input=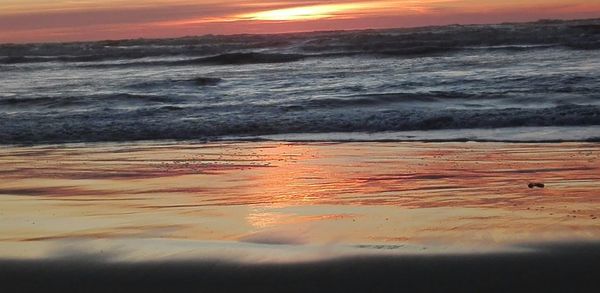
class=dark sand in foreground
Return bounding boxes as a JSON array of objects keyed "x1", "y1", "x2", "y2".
[{"x1": 2, "y1": 242, "x2": 600, "y2": 293}]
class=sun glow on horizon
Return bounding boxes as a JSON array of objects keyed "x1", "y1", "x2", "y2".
[
  {"x1": 238, "y1": 3, "x2": 372, "y2": 21},
  {"x1": 162, "y1": 1, "x2": 399, "y2": 27},
  {"x1": 2, "y1": 0, "x2": 600, "y2": 43}
]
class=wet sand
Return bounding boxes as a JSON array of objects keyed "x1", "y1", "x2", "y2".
[
  {"x1": 2, "y1": 242, "x2": 600, "y2": 293},
  {"x1": 1, "y1": 141, "x2": 600, "y2": 291}
]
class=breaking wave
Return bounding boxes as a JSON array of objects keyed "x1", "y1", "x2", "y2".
[{"x1": 1, "y1": 104, "x2": 599, "y2": 144}]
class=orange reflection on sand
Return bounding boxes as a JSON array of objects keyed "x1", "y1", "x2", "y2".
[{"x1": 1, "y1": 142, "x2": 600, "y2": 258}]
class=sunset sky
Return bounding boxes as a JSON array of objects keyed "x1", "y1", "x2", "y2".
[{"x1": 1, "y1": 0, "x2": 599, "y2": 43}]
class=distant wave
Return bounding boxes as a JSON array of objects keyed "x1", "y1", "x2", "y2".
[
  {"x1": 2, "y1": 18, "x2": 599, "y2": 66},
  {"x1": 75, "y1": 52, "x2": 307, "y2": 68},
  {"x1": 0, "y1": 45, "x2": 576, "y2": 67},
  {"x1": 2, "y1": 104, "x2": 599, "y2": 144},
  {"x1": 565, "y1": 42, "x2": 600, "y2": 50},
  {"x1": 0, "y1": 94, "x2": 173, "y2": 109},
  {"x1": 196, "y1": 52, "x2": 306, "y2": 65},
  {"x1": 0, "y1": 54, "x2": 150, "y2": 64},
  {"x1": 0, "y1": 56, "x2": 50, "y2": 64},
  {"x1": 289, "y1": 92, "x2": 505, "y2": 109}
]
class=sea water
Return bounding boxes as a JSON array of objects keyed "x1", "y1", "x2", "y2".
[{"x1": 1, "y1": 19, "x2": 599, "y2": 144}]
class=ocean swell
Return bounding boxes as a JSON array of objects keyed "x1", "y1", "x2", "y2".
[
  {"x1": 1, "y1": 104, "x2": 599, "y2": 144},
  {"x1": 2, "y1": 18, "x2": 599, "y2": 66}
]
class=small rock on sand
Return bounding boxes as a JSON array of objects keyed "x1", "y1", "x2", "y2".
[{"x1": 528, "y1": 182, "x2": 545, "y2": 189}]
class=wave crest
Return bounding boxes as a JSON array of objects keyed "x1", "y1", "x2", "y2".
[{"x1": 2, "y1": 104, "x2": 599, "y2": 144}]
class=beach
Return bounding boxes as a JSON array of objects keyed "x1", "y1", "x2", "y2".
[{"x1": 1, "y1": 141, "x2": 599, "y2": 292}]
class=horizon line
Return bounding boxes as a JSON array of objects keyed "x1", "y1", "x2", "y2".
[{"x1": 2, "y1": 16, "x2": 598, "y2": 46}]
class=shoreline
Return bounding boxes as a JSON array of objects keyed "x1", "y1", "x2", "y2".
[{"x1": 2, "y1": 125, "x2": 600, "y2": 147}]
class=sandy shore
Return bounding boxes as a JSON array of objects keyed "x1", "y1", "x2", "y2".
[
  {"x1": 1, "y1": 141, "x2": 599, "y2": 291},
  {"x1": 2, "y1": 242, "x2": 600, "y2": 293}
]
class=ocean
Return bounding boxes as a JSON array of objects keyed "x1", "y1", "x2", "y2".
[{"x1": 1, "y1": 19, "x2": 600, "y2": 144}]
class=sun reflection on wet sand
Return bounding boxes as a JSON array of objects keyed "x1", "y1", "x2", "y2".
[{"x1": 0, "y1": 142, "x2": 599, "y2": 261}]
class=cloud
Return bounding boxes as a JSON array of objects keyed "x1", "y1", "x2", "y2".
[{"x1": 1, "y1": 0, "x2": 599, "y2": 43}]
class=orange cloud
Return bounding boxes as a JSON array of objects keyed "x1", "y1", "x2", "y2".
[{"x1": 1, "y1": 0, "x2": 599, "y2": 43}]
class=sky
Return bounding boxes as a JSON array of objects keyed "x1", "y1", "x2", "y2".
[{"x1": 1, "y1": 0, "x2": 599, "y2": 43}]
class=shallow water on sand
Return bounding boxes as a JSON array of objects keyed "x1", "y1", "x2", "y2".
[{"x1": 0, "y1": 141, "x2": 599, "y2": 262}]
